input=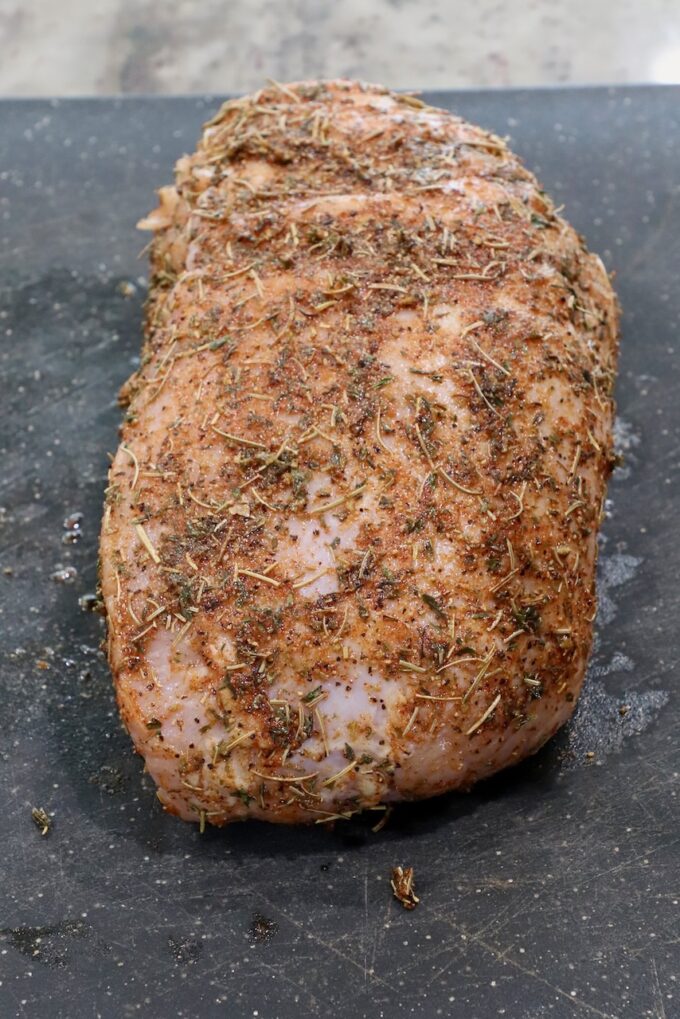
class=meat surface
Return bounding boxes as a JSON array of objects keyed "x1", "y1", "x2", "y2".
[{"x1": 100, "y1": 80, "x2": 619, "y2": 827}]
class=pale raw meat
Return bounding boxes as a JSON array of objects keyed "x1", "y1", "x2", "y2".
[{"x1": 100, "y1": 80, "x2": 619, "y2": 826}]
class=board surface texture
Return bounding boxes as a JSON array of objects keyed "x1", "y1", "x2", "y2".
[{"x1": 0, "y1": 87, "x2": 678, "y2": 1019}]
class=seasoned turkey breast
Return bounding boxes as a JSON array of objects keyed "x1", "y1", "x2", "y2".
[{"x1": 100, "y1": 80, "x2": 619, "y2": 826}]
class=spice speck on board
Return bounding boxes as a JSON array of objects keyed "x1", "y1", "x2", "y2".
[{"x1": 391, "y1": 865, "x2": 419, "y2": 910}]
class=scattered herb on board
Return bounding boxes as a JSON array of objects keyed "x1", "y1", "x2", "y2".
[
  {"x1": 391, "y1": 865, "x2": 419, "y2": 910},
  {"x1": 31, "y1": 806, "x2": 51, "y2": 836}
]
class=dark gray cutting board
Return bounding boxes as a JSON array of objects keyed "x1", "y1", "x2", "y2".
[{"x1": 0, "y1": 87, "x2": 678, "y2": 1019}]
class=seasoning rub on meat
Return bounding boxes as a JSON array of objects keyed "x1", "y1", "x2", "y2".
[{"x1": 100, "y1": 80, "x2": 619, "y2": 826}]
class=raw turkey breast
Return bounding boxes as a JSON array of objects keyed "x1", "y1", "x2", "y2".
[{"x1": 100, "y1": 80, "x2": 619, "y2": 826}]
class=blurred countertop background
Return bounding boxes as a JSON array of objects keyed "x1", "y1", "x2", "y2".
[{"x1": 1, "y1": 0, "x2": 680, "y2": 95}]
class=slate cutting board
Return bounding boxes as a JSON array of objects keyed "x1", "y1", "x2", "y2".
[{"x1": 0, "y1": 87, "x2": 678, "y2": 1019}]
